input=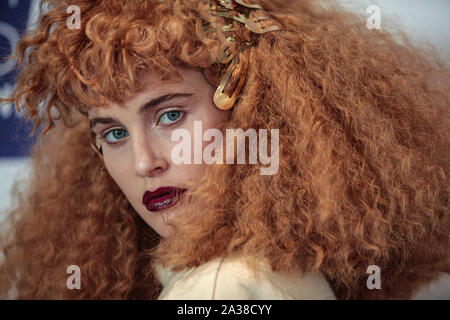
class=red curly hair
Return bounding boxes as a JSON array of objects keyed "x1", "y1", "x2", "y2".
[{"x1": 0, "y1": 0, "x2": 449, "y2": 299}]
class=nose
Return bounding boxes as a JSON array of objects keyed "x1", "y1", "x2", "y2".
[{"x1": 132, "y1": 133, "x2": 168, "y2": 177}]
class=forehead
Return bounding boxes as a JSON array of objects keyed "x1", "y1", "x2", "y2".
[{"x1": 87, "y1": 66, "x2": 204, "y2": 116}]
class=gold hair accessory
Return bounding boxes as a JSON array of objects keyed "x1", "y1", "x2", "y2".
[
  {"x1": 213, "y1": 40, "x2": 251, "y2": 110},
  {"x1": 202, "y1": 0, "x2": 282, "y2": 110}
]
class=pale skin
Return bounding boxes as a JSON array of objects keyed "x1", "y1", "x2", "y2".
[{"x1": 88, "y1": 66, "x2": 229, "y2": 238}]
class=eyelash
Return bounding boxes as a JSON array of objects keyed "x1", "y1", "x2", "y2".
[{"x1": 98, "y1": 108, "x2": 186, "y2": 145}]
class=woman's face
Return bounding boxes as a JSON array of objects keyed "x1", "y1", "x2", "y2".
[{"x1": 88, "y1": 66, "x2": 229, "y2": 238}]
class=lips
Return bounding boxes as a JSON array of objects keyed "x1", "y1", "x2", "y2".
[{"x1": 142, "y1": 186, "x2": 186, "y2": 212}]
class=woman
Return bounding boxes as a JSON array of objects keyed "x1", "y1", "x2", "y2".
[{"x1": 0, "y1": 0, "x2": 449, "y2": 299}]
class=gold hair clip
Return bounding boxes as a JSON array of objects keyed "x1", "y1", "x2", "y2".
[
  {"x1": 210, "y1": 0, "x2": 281, "y2": 35},
  {"x1": 218, "y1": 0, "x2": 262, "y2": 10},
  {"x1": 213, "y1": 41, "x2": 251, "y2": 110},
  {"x1": 203, "y1": 0, "x2": 282, "y2": 110},
  {"x1": 217, "y1": 44, "x2": 241, "y2": 64},
  {"x1": 234, "y1": 0, "x2": 262, "y2": 9}
]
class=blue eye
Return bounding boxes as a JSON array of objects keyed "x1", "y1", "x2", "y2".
[
  {"x1": 159, "y1": 110, "x2": 182, "y2": 125},
  {"x1": 103, "y1": 129, "x2": 129, "y2": 143}
]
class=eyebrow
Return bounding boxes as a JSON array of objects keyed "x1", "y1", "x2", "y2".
[{"x1": 89, "y1": 92, "x2": 194, "y2": 129}]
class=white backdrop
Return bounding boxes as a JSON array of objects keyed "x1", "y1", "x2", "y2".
[{"x1": 0, "y1": 0, "x2": 449, "y2": 299}]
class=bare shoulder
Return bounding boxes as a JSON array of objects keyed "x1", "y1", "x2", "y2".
[
  {"x1": 158, "y1": 255, "x2": 336, "y2": 300},
  {"x1": 213, "y1": 255, "x2": 337, "y2": 300}
]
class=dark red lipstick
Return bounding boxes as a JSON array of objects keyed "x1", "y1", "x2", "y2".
[{"x1": 142, "y1": 186, "x2": 186, "y2": 212}]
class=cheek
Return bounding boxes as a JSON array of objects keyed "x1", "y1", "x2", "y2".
[
  {"x1": 176, "y1": 163, "x2": 205, "y2": 184},
  {"x1": 104, "y1": 160, "x2": 135, "y2": 198}
]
